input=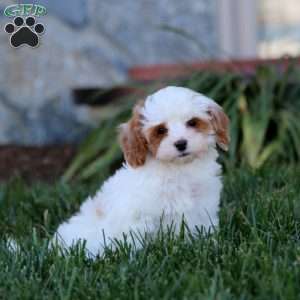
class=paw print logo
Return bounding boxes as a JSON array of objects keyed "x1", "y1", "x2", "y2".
[{"x1": 4, "y1": 16, "x2": 45, "y2": 48}]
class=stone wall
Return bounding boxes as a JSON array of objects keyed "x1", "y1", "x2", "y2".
[{"x1": 0, "y1": 0, "x2": 217, "y2": 144}]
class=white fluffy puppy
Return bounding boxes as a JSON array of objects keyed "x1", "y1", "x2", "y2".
[{"x1": 54, "y1": 86, "x2": 230, "y2": 256}]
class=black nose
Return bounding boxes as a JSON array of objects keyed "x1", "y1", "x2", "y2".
[{"x1": 174, "y1": 139, "x2": 187, "y2": 152}]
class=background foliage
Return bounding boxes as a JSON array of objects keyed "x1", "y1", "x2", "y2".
[{"x1": 63, "y1": 65, "x2": 300, "y2": 181}]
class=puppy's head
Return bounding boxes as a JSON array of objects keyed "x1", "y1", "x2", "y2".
[{"x1": 119, "y1": 86, "x2": 230, "y2": 167}]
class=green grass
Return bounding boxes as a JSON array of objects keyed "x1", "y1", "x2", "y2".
[{"x1": 0, "y1": 166, "x2": 300, "y2": 299}]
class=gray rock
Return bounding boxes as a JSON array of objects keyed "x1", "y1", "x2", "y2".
[
  {"x1": 0, "y1": 90, "x2": 91, "y2": 145},
  {"x1": 18, "y1": 0, "x2": 88, "y2": 27},
  {"x1": 0, "y1": 0, "x2": 218, "y2": 145},
  {"x1": 92, "y1": 0, "x2": 218, "y2": 64},
  {"x1": 0, "y1": 15, "x2": 127, "y2": 144}
]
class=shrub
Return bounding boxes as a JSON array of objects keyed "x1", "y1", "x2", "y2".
[{"x1": 63, "y1": 65, "x2": 300, "y2": 181}]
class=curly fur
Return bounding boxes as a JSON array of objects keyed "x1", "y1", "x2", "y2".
[{"x1": 54, "y1": 86, "x2": 230, "y2": 256}]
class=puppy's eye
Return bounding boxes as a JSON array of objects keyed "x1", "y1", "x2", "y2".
[
  {"x1": 156, "y1": 126, "x2": 167, "y2": 135},
  {"x1": 187, "y1": 118, "x2": 198, "y2": 127}
]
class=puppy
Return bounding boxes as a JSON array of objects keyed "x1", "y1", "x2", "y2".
[{"x1": 54, "y1": 86, "x2": 230, "y2": 256}]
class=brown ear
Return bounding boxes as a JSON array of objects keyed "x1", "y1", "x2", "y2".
[
  {"x1": 207, "y1": 105, "x2": 230, "y2": 151},
  {"x1": 119, "y1": 102, "x2": 148, "y2": 167}
]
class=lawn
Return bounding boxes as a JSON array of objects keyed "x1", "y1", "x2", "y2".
[{"x1": 0, "y1": 166, "x2": 299, "y2": 299}]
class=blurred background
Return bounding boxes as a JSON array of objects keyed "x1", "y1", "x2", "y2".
[{"x1": 0, "y1": 0, "x2": 299, "y2": 181}]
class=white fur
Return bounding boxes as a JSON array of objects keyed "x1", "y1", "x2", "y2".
[{"x1": 54, "y1": 86, "x2": 225, "y2": 256}]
